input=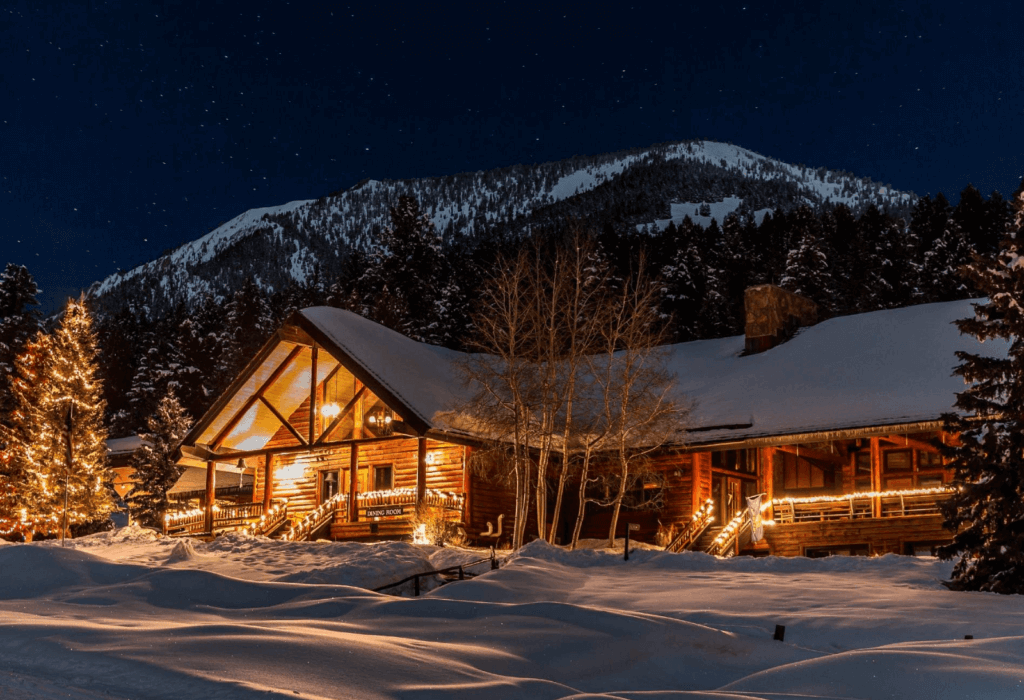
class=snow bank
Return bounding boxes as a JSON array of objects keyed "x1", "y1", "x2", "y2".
[{"x1": 2, "y1": 530, "x2": 1022, "y2": 698}]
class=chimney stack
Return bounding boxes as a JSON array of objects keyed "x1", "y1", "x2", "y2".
[{"x1": 744, "y1": 285, "x2": 818, "y2": 354}]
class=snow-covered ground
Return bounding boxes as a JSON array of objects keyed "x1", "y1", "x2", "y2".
[{"x1": 0, "y1": 528, "x2": 1021, "y2": 699}]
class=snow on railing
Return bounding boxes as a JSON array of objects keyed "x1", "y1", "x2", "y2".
[
  {"x1": 245, "y1": 499, "x2": 290, "y2": 537},
  {"x1": 282, "y1": 493, "x2": 346, "y2": 542},
  {"x1": 356, "y1": 488, "x2": 465, "y2": 510},
  {"x1": 771, "y1": 486, "x2": 956, "y2": 524}
]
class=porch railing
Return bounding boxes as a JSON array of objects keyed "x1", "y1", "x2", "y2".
[
  {"x1": 771, "y1": 487, "x2": 955, "y2": 524},
  {"x1": 664, "y1": 499, "x2": 715, "y2": 553},
  {"x1": 355, "y1": 488, "x2": 465, "y2": 512}
]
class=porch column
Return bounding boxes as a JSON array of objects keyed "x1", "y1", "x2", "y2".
[
  {"x1": 417, "y1": 437, "x2": 427, "y2": 505},
  {"x1": 308, "y1": 346, "x2": 318, "y2": 444},
  {"x1": 263, "y1": 453, "x2": 275, "y2": 512},
  {"x1": 762, "y1": 447, "x2": 774, "y2": 521},
  {"x1": 348, "y1": 444, "x2": 359, "y2": 522},
  {"x1": 204, "y1": 460, "x2": 216, "y2": 533},
  {"x1": 461, "y1": 446, "x2": 472, "y2": 528},
  {"x1": 870, "y1": 437, "x2": 882, "y2": 518}
]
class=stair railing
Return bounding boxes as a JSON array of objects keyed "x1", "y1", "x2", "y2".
[
  {"x1": 705, "y1": 509, "x2": 751, "y2": 557},
  {"x1": 664, "y1": 498, "x2": 715, "y2": 553},
  {"x1": 282, "y1": 492, "x2": 347, "y2": 542}
]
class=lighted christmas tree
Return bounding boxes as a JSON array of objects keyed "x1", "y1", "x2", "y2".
[
  {"x1": 9, "y1": 298, "x2": 113, "y2": 537},
  {"x1": 128, "y1": 390, "x2": 192, "y2": 527}
]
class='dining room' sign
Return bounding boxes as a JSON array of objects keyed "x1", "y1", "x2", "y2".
[{"x1": 366, "y1": 505, "x2": 405, "y2": 518}]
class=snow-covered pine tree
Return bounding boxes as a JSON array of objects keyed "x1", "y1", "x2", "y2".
[
  {"x1": 939, "y1": 186, "x2": 1024, "y2": 594},
  {"x1": 0, "y1": 264, "x2": 42, "y2": 432},
  {"x1": 127, "y1": 390, "x2": 193, "y2": 528},
  {"x1": 10, "y1": 299, "x2": 113, "y2": 536},
  {"x1": 223, "y1": 278, "x2": 275, "y2": 377},
  {"x1": 779, "y1": 209, "x2": 835, "y2": 311},
  {"x1": 356, "y1": 195, "x2": 461, "y2": 345},
  {"x1": 921, "y1": 213, "x2": 973, "y2": 303},
  {"x1": 660, "y1": 218, "x2": 706, "y2": 342}
]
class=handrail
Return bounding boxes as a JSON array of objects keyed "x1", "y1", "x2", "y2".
[
  {"x1": 373, "y1": 554, "x2": 500, "y2": 596},
  {"x1": 665, "y1": 499, "x2": 715, "y2": 553},
  {"x1": 283, "y1": 492, "x2": 348, "y2": 542},
  {"x1": 705, "y1": 510, "x2": 751, "y2": 557},
  {"x1": 247, "y1": 500, "x2": 289, "y2": 537},
  {"x1": 772, "y1": 487, "x2": 955, "y2": 524}
]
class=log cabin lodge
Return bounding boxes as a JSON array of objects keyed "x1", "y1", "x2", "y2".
[{"x1": 166, "y1": 285, "x2": 1000, "y2": 557}]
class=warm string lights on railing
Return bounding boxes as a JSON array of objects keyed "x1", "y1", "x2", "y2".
[
  {"x1": 283, "y1": 493, "x2": 344, "y2": 541},
  {"x1": 771, "y1": 486, "x2": 957, "y2": 507},
  {"x1": 246, "y1": 499, "x2": 291, "y2": 536}
]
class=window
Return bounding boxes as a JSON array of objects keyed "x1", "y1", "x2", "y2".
[
  {"x1": 374, "y1": 465, "x2": 394, "y2": 491},
  {"x1": 711, "y1": 449, "x2": 755, "y2": 474},
  {"x1": 883, "y1": 450, "x2": 914, "y2": 489},
  {"x1": 854, "y1": 451, "x2": 871, "y2": 491},
  {"x1": 777, "y1": 452, "x2": 833, "y2": 491},
  {"x1": 882, "y1": 449, "x2": 945, "y2": 489}
]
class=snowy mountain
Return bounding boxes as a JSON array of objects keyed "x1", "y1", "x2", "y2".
[{"x1": 87, "y1": 140, "x2": 915, "y2": 315}]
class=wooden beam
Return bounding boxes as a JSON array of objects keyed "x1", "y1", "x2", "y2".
[
  {"x1": 871, "y1": 437, "x2": 882, "y2": 518},
  {"x1": 204, "y1": 460, "x2": 216, "y2": 534},
  {"x1": 417, "y1": 437, "x2": 427, "y2": 506},
  {"x1": 211, "y1": 344, "x2": 305, "y2": 450},
  {"x1": 776, "y1": 443, "x2": 844, "y2": 466},
  {"x1": 308, "y1": 345, "x2": 318, "y2": 445},
  {"x1": 263, "y1": 453, "x2": 274, "y2": 512},
  {"x1": 880, "y1": 434, "x2": 942, "y2": 453},
  {"x1": 259, "y1": 396, "x2": 308, "y2": 446},
  {"x1": 349, "y1": 443, "x2": 359, "y2": 522},
  {"x1": 462, "y1": 445, "x2": 472, "y2": 529},
  {"x1": 201, "y1": 433, "x2": 410, "y2": 462},
  {"x1": 315, "y1": 385, "x2": 367, "y2": 445},
  {"x1": 762, "y1": 447, "x2": 774, "y2": 521}
]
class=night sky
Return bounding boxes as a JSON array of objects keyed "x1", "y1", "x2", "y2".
[{"x1": 2, "y1": 1, "x2": 1022, "y2": 311}]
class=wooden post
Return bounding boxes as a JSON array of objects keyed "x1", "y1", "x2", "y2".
[
  {"x1": 462, "y1": 446, "x2": 472, "y2": 528},
  {"x1": 204, "y1": 460, "x2": 216, "y2": 534},
  {"x1": 417, "y1": 437, "x2": 427, "y2": 506},
  {"x1": 349, "y1": 444, "x2": 359, "y2": 522},
  {"x1": 871, "y1": 437, "x2": 882, "y2": 518},
  {"x1": 308, "y1": 346, "x2": 318, "y2": 445},
  {"x1": 762, "y1": 447, "x2": 774, "y2": 521},
  {"x1": 263, "y1": 453, "x2": 274, "y2": 512},
  {"x1": 690, "y1": 454, "x2": 701, "y2": 518}
]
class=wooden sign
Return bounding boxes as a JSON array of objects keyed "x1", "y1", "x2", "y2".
[
  {"x1": 366, "y1": 505, "x2": 404, "y2": 518},
  {"x1": 627, "y1": 523, "x2": 640, "y2": 531}
]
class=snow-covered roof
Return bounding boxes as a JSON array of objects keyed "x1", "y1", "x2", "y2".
[
  {"x1": 106, "y1": 435, "x2": 145, "y2": 455},
  {"x1": 297, "y1": 299, "x2": 1002, "y2": 445}
]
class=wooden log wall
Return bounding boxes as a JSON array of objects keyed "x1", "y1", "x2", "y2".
[
  {"x1": 255, "y1": 438, "x2": 466, "y2": 531},
  {"x1": 763, "y1": 514, "x2": 952, "y2": 557}
]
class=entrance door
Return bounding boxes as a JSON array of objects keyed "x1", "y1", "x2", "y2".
[{"x1": 715, "y1": 476, "x2": 746, "y2": 524}]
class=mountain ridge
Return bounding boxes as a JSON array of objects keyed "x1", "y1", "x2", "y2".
[{"x1": 87, "y1": 139, "x2": 916, "y2": 316}]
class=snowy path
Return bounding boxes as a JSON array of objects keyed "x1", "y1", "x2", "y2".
[{"x1": 0, "y1": 531, "x2": 1021, "y2": 699}]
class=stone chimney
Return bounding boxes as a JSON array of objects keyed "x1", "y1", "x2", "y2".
[{"x1": 744, "y1": 284, "x2": 818, "y2": 354}]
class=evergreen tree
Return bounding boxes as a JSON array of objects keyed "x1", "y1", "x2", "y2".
[
  {"x1": 779, "y1": 222, "x2": 834, "y2": 310},
  {"x1": 660, "y1": 217, "x2": 706, "y2": 341},
  {"x1": 921, "y1": 214, "x2": 973, "y2": 302},
  {"x1": 939, "y1": 190, "x2": 1024, "y2": 593},
  {"x1": 127, "y1": 390, "x2": 193, "y2": 528},
  {"x1": 223, "y1": 278, "x2": 275, "y2": 376},
  {"x1": 0, "y1": 264, "x2": 42, "y2": 433},
  {"x1": 8, "y1": 299, "x2": 112, "y2": 536},
  {"x1": 357, "y1": 195, "x2": 463, "y2": 345}
]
